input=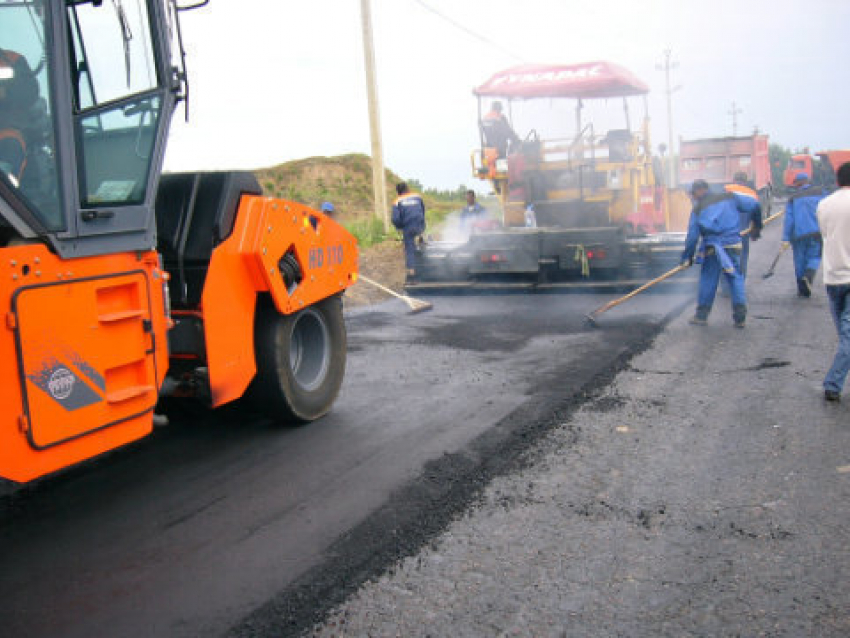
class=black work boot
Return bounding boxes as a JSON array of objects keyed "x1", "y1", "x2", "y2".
[
  {"x1": 732, "y1": 304, "x2": 746, "y2": 328},
  {"x1": 798, "y1": 277, "x2": 811, "y2": 298},
  {"x1": 689, "y1": 306, "x2": 710, "y2": 326}
]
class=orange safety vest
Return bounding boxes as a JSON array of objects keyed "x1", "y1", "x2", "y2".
[{"x1": 724, "y1": 182, "x2": 758, "y2": 201}]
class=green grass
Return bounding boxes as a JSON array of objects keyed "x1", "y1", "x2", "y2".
[
  {"x1": 344, "y1": 217, "x2": 389, "y2": 248},
  {"x1": 424, "y1": 203, "x2": 455, "y2": 234},
  {"x1": 344, "y1": 199, "x2": 461, "y2": 249}
]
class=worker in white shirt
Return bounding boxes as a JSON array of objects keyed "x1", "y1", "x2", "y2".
[{"x1": 816, "y1": 161, "x2": 850, "y2": 401}]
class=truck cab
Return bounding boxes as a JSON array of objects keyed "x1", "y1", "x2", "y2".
[{"x1": 783, "y1": 150, "x2": 850, "y2": 191}]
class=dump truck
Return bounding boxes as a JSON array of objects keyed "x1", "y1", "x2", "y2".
[
  {"x1": 678, "y1": 134, "x2": 773, "y2": 213},
  {"x1": 0, "y1": 0, "x2": 358, "y2": 483},
  {"x1": 412, "y1": 62, "x2": 692, "y2": 289},
  {"x1": 783, "y1": 150, "x2": 850, "y2": 191}
]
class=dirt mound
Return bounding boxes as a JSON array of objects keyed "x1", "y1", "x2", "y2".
[
  {"x1": 253, "y1": 154, "x2": 468, "y2": 309},
  {"x1": 255, "y1": 154, "x2": 400, "y2": 223}
]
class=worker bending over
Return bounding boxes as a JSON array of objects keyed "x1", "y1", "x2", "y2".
[
  {"x1": 681, "y1": 179, "x2": 760, "y2": 328},
  {"x1": 392, "y1": 182, "x2": 426, "y2": 284},
  {"x1": 782, "y1": 171, "x2": 826, "y2": 298}
]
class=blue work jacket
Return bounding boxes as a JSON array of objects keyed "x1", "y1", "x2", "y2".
[
  {"x1": 392, "y1": 192, "x2": 426, "y2": 235},
  {"x1": 682, "y1": 192, "x2": 758, "y2": 272},
  {"x1": 783, "y1": 184, "x2": 826, "y2": 242}
]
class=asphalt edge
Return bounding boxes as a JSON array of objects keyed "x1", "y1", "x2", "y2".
[{"x1": 227, "y1": 296, "x2": 693, "y2": 638}]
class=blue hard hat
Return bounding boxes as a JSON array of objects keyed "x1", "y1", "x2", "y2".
[
  {"x1": 321, "y1": 201, "x2": 334, "y2": 213},
  {"x1": 794, "y1": 172, "x2": 809, "y2": 182}
]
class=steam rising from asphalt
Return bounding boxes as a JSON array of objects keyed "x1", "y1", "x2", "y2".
[
  {"x1": 429, "y1": 198, "x2": 503, "y2": 244},
  {"x1": 434, "y1": 211, "x2": 472, "y2": 243}
]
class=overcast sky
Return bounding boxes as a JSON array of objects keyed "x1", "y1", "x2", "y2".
[{"x1": 163, "y1": 0, "x2": 850, "y2": 190}]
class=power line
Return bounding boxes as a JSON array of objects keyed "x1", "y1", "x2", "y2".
[
  {"x1": 728, "y1": 101, "x2": 742, "y2": 136},
  {"x1": 656, "y1": 49, "x2": 681, "y2": 184},
  {"x1": 409, "y1": 0, "x2": 527, "y2": 64}
]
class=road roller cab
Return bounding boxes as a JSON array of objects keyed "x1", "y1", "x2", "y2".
[{"x1": 0, "y1": 0, "x2": 357, "y2": 483}]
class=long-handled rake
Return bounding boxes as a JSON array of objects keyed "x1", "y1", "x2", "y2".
[
  {"x1": 584, "y1": 211, "x2": 782, "y2": 329},
  {"x1": 584, "y1": 262, "x2": 691, "y2": 328},
  {"x1": 762, "y1": 242, "x2": 790, "y2": 280},
  {"x1": 358, "y1": 275, "x2": 433, "y2": 314}
]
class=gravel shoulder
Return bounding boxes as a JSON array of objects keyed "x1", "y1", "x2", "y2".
[{"x1": 313, "y1": 224, "x2": 850, "y2": 637}]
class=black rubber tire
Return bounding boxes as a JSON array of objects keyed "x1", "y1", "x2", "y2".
[{"x1": 250, "y1": 294, "x2": 347, "y2": 423}]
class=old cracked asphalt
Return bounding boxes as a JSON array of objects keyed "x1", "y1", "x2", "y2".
[{"x1": 311, "y1": 222, "x2": 850, "y2": 637}]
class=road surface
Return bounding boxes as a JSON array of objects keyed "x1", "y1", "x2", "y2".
[
  {"x1": 0, "y1": 276, "x2": 689, "y2": 637},
  {"x1": 311, "y1": 220, "x2": 850, "y2": 637}
]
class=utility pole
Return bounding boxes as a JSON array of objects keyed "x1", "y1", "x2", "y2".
[
  {"x1": 656, "y1": 49, "x2": 680, "y2": 185},
  {"x1": 360, "y1": 0, "x2": 389, "y2": 232},
  {"x1": 729, "y1": 101, "x2": 743, "y2": 137}
]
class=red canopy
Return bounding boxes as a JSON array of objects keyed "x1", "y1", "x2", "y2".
[{"x1": 473, "y1": 61, "x2": 649, "y2": 100}]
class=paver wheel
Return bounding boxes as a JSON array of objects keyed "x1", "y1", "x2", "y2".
[{"x1": 250, "y1": 294, "x2": 346, "y2": 423}]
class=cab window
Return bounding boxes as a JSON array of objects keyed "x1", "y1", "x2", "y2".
[
  {"x1": 68, "y1": 0, "x2": 164, "y2": 208},
  {"x1": 0, "y1": 0, "x2": 63, "y2": 231}
]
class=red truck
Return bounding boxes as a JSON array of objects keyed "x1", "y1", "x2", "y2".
[
  {"x1": 678, "y1": 135, "x2": 772, "y2": 208},
  {"x1": 784, "y1": 150, "x2": 850, "y2": 190}
]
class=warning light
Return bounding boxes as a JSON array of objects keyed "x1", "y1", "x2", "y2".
[{"x1": 481, "y1": 253, "x2": 504, "y2": 263}]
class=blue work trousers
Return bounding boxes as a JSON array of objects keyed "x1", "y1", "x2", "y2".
[
  {"x1": 402, "y1": 231, "x2": 419, "y2": 270},
  {"x1": 698, "y1": 249, "x2": 746, "y2": 312},
  {"x1": 824, "y1": 283, "x2": 850, "y2": 394},
  {"x1": 792, "y1": 235, "x2": 822, "y2": 279},
  {"x1": 720, "y1": 236, "x2": 749, "y2": 296}
]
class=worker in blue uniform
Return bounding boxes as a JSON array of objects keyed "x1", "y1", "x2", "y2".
[
  {"x1": 681, "y1": 179, "x2": 760, "y2": 328},
  {"x1": 782, "y1": 172, "x2": 826, "y2": 297},
  {"x1": 725, "y1": 171, "x2": 762, "y2": 277},
  {"x1": 392, "y1": 182, "x2": 427, "y2": 284},
  {"x1": 718, "y1": 172, "x2": 763, "y2": 298},
  {"x1": 460, "y1": 189, "x2": 486, "y2": 232}
]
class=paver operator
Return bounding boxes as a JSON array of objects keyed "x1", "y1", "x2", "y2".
[
  {"x1": 392, "y1": 182, "x2": 426, "y2": 284},
  {"x1": 681, "y1": 179, "x2": 761, "y2": 328},
  {"x1": 481, "y1": 100, "x2": 520, "y2": 158},
  {"x1": 782, "y1": 171, "x2": 826, "y2": 298}
]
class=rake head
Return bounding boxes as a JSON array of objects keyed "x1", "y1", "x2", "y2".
[
  {"x1": 406, "y1": 298, "x2": 433, "y2": 314},
  {"x1": 584, "y1": 313, "x2": 601, "y2": 329}
]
